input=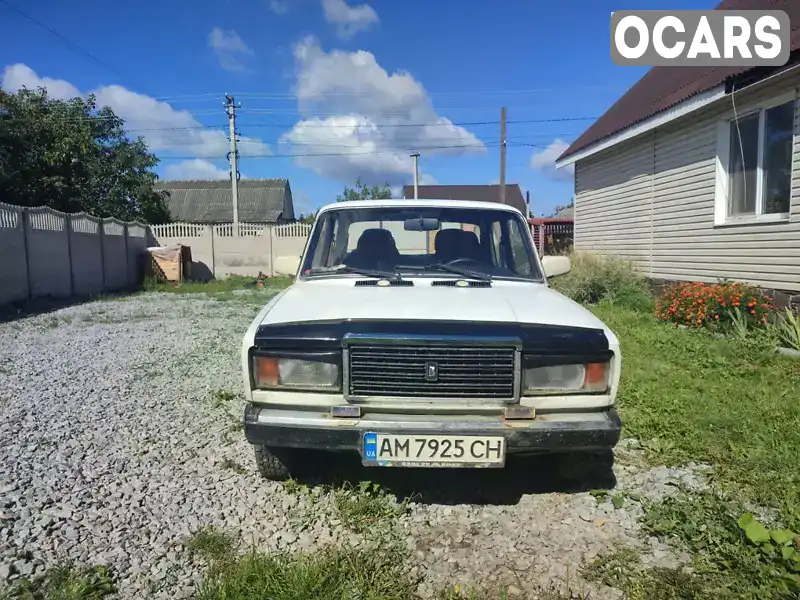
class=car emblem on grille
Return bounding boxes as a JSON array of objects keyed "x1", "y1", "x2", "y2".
[{"x1": 425, "y1": 361, "x2": 439, "y2": 382}]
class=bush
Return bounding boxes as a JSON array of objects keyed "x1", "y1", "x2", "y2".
[
  {"x1": 655, "y1": 280, "x2": 775, "y2": 330},
  {"x1": 550, "y1": 251, "x2": 653, "y2": 312}
]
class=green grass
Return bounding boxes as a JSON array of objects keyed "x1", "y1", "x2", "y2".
[
  {"x1": 587, "y1": 302, "x2": 800, "y2": 598},
  {"x1": 0, "y1": 564, "x2": 116, "y2": 600},
  {"x1": 187, "y1": 527, "x2": 237, "y2": 563},
  {"x1": 143, "y1": 275, "x2": 293, "y2": 295},
  {"x1": 593, "y1": 303, "x2": 800, "y2": 528},
  {"x1": 331, "y1": 482, "x2": 409, "y2": 534},
  {"x1": 193, "y1": 527, "x2": 419, "y2": 600}
]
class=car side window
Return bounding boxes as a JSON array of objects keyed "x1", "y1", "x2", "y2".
[{"x1": 508, "y1": 220, "x2": 533, "y2": 276}]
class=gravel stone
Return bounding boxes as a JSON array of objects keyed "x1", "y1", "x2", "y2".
[{"x1": 0, "y1": 293, "x2": 711, "y2": 599}]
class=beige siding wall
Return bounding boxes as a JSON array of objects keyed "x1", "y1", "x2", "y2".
[{"x1": 575, "y1": 70, "x2": 800, "y2": 292}]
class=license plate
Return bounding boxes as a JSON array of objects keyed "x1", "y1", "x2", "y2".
[{"x1": 362, "y1": 433, "x2": 506, "y2": 468}]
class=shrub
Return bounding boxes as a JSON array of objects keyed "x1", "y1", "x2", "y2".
[
  {"x1": 550, "y1": 251, "x2": 653, "y2": 312},
  {"x1": 655, "y1": 280, "x2": 775, "y2": 330},
  {"x1": 775, "y1": 308, "x2": 800, "y2": 351}
]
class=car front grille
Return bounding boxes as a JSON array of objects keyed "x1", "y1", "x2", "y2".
[{"x1": 346, "y1": 344, "x2": 517, "y2": 399}]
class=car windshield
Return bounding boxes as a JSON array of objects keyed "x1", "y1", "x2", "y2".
[{"x1": 300, "y1": 206, "x2": 542, "y2": 281}]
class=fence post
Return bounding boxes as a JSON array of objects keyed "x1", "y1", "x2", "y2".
[
  {"x1": 65, "y1": 214, "x2": 75, "y2": 296},
  {"x1": 21, "y1": 208, "x2": 33, "y2": 300},
  {"x1": 99, "y1": 220, "x2": 107, "y2": 291},
  {"x1": 269, "y1": 225, "x2": 275, "y2": 277},
  {"x1": 208, "y1": 225, "x2": 216, "y2": 279},
  {"x1": 122, "y1": 223, "x2": 130, "y2": 289}
]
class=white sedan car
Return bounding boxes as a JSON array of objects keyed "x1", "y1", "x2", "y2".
[{"x1": 240, "y1": 199, "x2": 622, "y2": 480}]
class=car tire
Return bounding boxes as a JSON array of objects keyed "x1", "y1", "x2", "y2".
[{"x1": 253, "y1": 444, "x2": 293, "y2": 481}]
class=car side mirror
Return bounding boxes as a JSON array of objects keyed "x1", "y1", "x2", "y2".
[
  {"x1": 274, "y1": 255, "x2": 301, "y2": 276},
  {"x1": 541, "y1": 255, "x2": 571, "y2": 278}
]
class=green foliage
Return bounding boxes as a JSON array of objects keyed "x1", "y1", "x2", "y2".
[
  {"x1": 641, "y1": 493, "x2": 800, "y2": 598},
  {"x1": 3, "y1": 563, "x2": 116, "y2": 600},
  {"x1": 335, "y1": 178, "x2": 392, "y2": 202},
  {"x1": 186, "y1": 527, "x2": 237, "y2": 563},
  {"x1": 550, "y1": 252, "x2": 653, "y2": 312},
  {"x1": 775, "y1": 308, "x2": 800, "y2": 351},
  {"x1": 195, "y1": 543, "x2": 419, "y2": 600},
  {"x1": 591, "y1": 303, "x2": 800, "y2": 530},
  {"x1": 0, "y1": 87, "x2": 169, "y2": 223},
  {"x1": 143, "y1": 275, "x2": 293, "y2": 295},
  {"x1": 332, "y1": 481, "x2": 409, "y2": 534}
]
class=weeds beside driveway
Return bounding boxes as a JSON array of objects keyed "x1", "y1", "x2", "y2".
[{"x1": 592, "y1": 304, "x2": 800, "y2": 530}]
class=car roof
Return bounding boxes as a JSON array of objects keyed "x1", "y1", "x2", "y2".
[{"x1": 316, "y1": 198, "x2": 524, "y2": 214}]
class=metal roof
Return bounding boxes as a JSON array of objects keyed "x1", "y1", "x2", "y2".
[
  {"x1": 558, "y1": 0, "x2": 800, "y2": 162},
  {"x1": 400, "y1": 184, "x2": 528, "y2": 216},
  {"x1": 154, "y1": 178, "x2": 292, "y2": 223}
]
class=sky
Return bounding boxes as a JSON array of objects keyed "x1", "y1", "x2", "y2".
[{"x1": 0, "y1": 0, "x2": 714, "y2": 218}]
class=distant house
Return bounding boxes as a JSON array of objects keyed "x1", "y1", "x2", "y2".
[
  {"x1": 555, "y1": 0, "x2": 800, "y2": 295},
  {"x1": 154, "y1": 178, "x2": 295, "y2": 224},
  {"x1": 401, "y1": 184, "x2": 529, "y2": 217}
]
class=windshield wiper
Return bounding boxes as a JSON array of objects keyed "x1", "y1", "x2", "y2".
[
  {"x1": 422, "y1": 263, "x2": 492, "y2": 281},
  {"x1": 308, "y1": 265, "x2": 404, "y2": 280}
]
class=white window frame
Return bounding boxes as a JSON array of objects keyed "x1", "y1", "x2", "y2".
[{"x1": 713, "y1": 90, "x2": 795, "y2": 226}]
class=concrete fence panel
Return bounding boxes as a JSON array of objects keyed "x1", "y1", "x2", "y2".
[
  {"x1": 126, "y1": 223, "x2": 148, "y2": 286},
  {"x1": 0, "y1": 203, "x2": 150, "y2": 307},
  {"x1": 272, "y1": 223, "x2": 312, "y2": 264},
  {"x1": 212, "y1": 223, "x2": 272, "y2": 277},
  {"x1": 0, "y1": 203, "x2": 28, "y2": 305},
  {"x1": 101, "y1": 219, "x2": 129, "y2": 291},
  {"x1": 26, "y1": 208, "x2": 71, "y2": 299},
  {"x1": 148, "y1": 222, "x2": 313, "y2": 278},
  {"x1": 69, "y1": 213, "x2": 104, "y2": 296}
]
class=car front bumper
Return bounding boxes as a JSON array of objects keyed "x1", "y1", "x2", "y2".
[{"x1": 243, "y1": 404, "x2": 622, "y2": 454}]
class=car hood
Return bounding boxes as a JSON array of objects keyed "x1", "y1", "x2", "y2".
[{"x1": 260, "y1": 279, "x2": 610, "y2": 333}]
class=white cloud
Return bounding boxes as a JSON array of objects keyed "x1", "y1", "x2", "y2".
[
  {"x1": 2, "y1": 64, "x2": 80, "y2": 100},
  {"x1": 322, "y1": 0, "x2": 378, "y2": 39},
  {"x1": 530, "y1": 138, "x2": 574, "y2": 181},
  {"x1": 1, "y1": 64, "x2": 271, "y2": 161},
  {"x1": 162, "y1": 159, "x2": 229, "y2": 180},
  {"x1": 280, "y1": 38, "x2": 483, "y2": 185},
  {"x1": 208, "y1": 27, "x2": 254, "y2": 72},
  {"x1": 268, "y1": 0, "x2": 291, "y2": 13}
]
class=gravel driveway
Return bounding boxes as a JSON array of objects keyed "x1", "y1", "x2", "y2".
[{"x1": 0, "y1": 292, "x2": 705, "y2": 598}]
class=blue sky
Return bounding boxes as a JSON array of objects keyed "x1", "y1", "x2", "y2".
[{"x1": 0, "y1": 0, "x2": 713, "y2": 217}]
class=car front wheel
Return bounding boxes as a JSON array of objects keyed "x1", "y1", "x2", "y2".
[{"x1": 253, "y1": 444, "x2": 294, "y2": 481}]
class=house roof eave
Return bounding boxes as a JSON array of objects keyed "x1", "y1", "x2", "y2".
[{"x1": 555, "y1": 84, "x2": 727, "y2": 168}]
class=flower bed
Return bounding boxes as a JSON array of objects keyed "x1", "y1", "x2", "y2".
[{"x1": 655, "y1": 281, "x2": 775, "y2": 330}]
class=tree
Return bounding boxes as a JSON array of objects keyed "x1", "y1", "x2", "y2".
[
  {"x1": 550, "y1": 197, "x2": 574, "y2": 218},
  {"x1": 0, "y1": 87, "x2": 170, "y2": 223},
  {"x1": 335, "y1": 178, "x2": 392, "y2": 202},
  {"x1": 297, "y1": 212, "x2": 317, "y2": 224}
]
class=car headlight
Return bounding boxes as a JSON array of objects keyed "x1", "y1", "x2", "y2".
[
  {"x1": 253, "y1": 356, "x2": 340, "y2": 391},
  {"x1": 522, "y1": 362, "x2": 609, "y2": 395}
]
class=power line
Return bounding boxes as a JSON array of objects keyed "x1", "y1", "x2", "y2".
[
  {"x1": 158, "y1": 142, "x2": 495, "y2": 160},
  {"x1": 152, "y1": 86, "x2": 617, "y2": 101},
  {"x1": 124, "y1": 116, "x2": 597, "y2": 133},
  {"x1": 0, "y1": 0, "x2": 153, "y2": 96}
]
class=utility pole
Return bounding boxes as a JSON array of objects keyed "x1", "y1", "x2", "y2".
[
  {"x1": 410, "y1": 152, "x2": 420, "y2": 199},
  {"x1": 499, "y1": 106, "x2": 507, "y2": 205},
  {"x1": 225, "y1": 94, "x2": 240, "y2": 232}
]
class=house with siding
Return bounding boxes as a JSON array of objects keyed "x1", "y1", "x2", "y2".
[
  {"x1": 556, "y1": 0, "x2": 800, "y2": 297},
  {"x1": 154, "y1": 178, "x2": 295, "y2": 224}
]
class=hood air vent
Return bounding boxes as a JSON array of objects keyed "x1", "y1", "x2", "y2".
[
  {"x1": 431, "y1": 280, "x2": 491, "y2": 288},
  {"x1": 354, "y1": 279, "x2": 414, "y2": 287}
]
